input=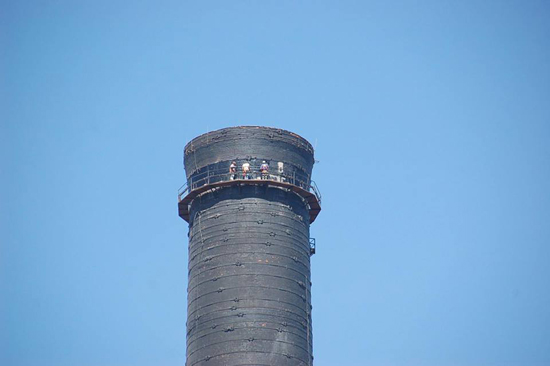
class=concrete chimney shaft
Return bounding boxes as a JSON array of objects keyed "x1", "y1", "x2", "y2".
[{"x1": 179, "y1": 126, "x2": 321, "y2": 366}]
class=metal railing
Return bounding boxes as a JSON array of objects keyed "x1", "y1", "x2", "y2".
[{"x1": 178, "y1": 167, "x2": 321, "y2": 206}]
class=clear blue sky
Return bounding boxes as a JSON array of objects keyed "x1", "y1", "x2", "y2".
[{"x1": 2, "y1": 1, "x2": 549, "y2": 366}]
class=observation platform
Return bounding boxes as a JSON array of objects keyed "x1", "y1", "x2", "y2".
[{"x1": 178, "y1": 175, "x2": 321, "y2": 224}]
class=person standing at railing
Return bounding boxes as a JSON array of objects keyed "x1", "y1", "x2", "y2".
[
  {"x1": 229, "y1": 161, "x2": 237, "y2": 180},
  {"x1": 277, "y1": 162, "x2": 284, "y2": 182},
  {"x1": 260, "y1": 161, "x2": 269, "y2": 180},
  {"x1": 242, "y1": 161, "x2": 250, "y2": 179}
]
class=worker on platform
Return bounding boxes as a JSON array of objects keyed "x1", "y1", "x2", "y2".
[
  {"x1": 277, "y1": 162, "x2": 284, "y2": 182},
  {"x1": 229, "y1": 161, "x2": 237, "y2": 180},
  {"x1": 242, "y1": 161, "x2": 250, "y2": 179},
  {"x1": 260, "y1": 160, "x2": 269, "y2": 180}
]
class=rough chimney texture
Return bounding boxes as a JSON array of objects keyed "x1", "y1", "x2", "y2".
[{"x1": 180, "y1": 126, "x2": 320, "y2": 366}]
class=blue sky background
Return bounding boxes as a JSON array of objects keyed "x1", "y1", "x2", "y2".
[{"x1": 2, "y1": 1, "x2": 550, "y2": 366}]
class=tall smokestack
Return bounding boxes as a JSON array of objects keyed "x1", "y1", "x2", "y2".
[{"x1": 178, "y1": 126, "x2": 321, "y2": 366}]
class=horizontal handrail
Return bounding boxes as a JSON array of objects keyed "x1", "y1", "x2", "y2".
[
  {"x1": 178, "y1": 171, "x2": 321, "y2": 206},
  {"x1": 188, "y1": 165, "x2": 310, "y2": 187}
]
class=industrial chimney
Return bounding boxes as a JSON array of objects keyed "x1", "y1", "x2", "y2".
[{"x1": 178, "y1": 126, "x2": 321, "y2": 366}]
